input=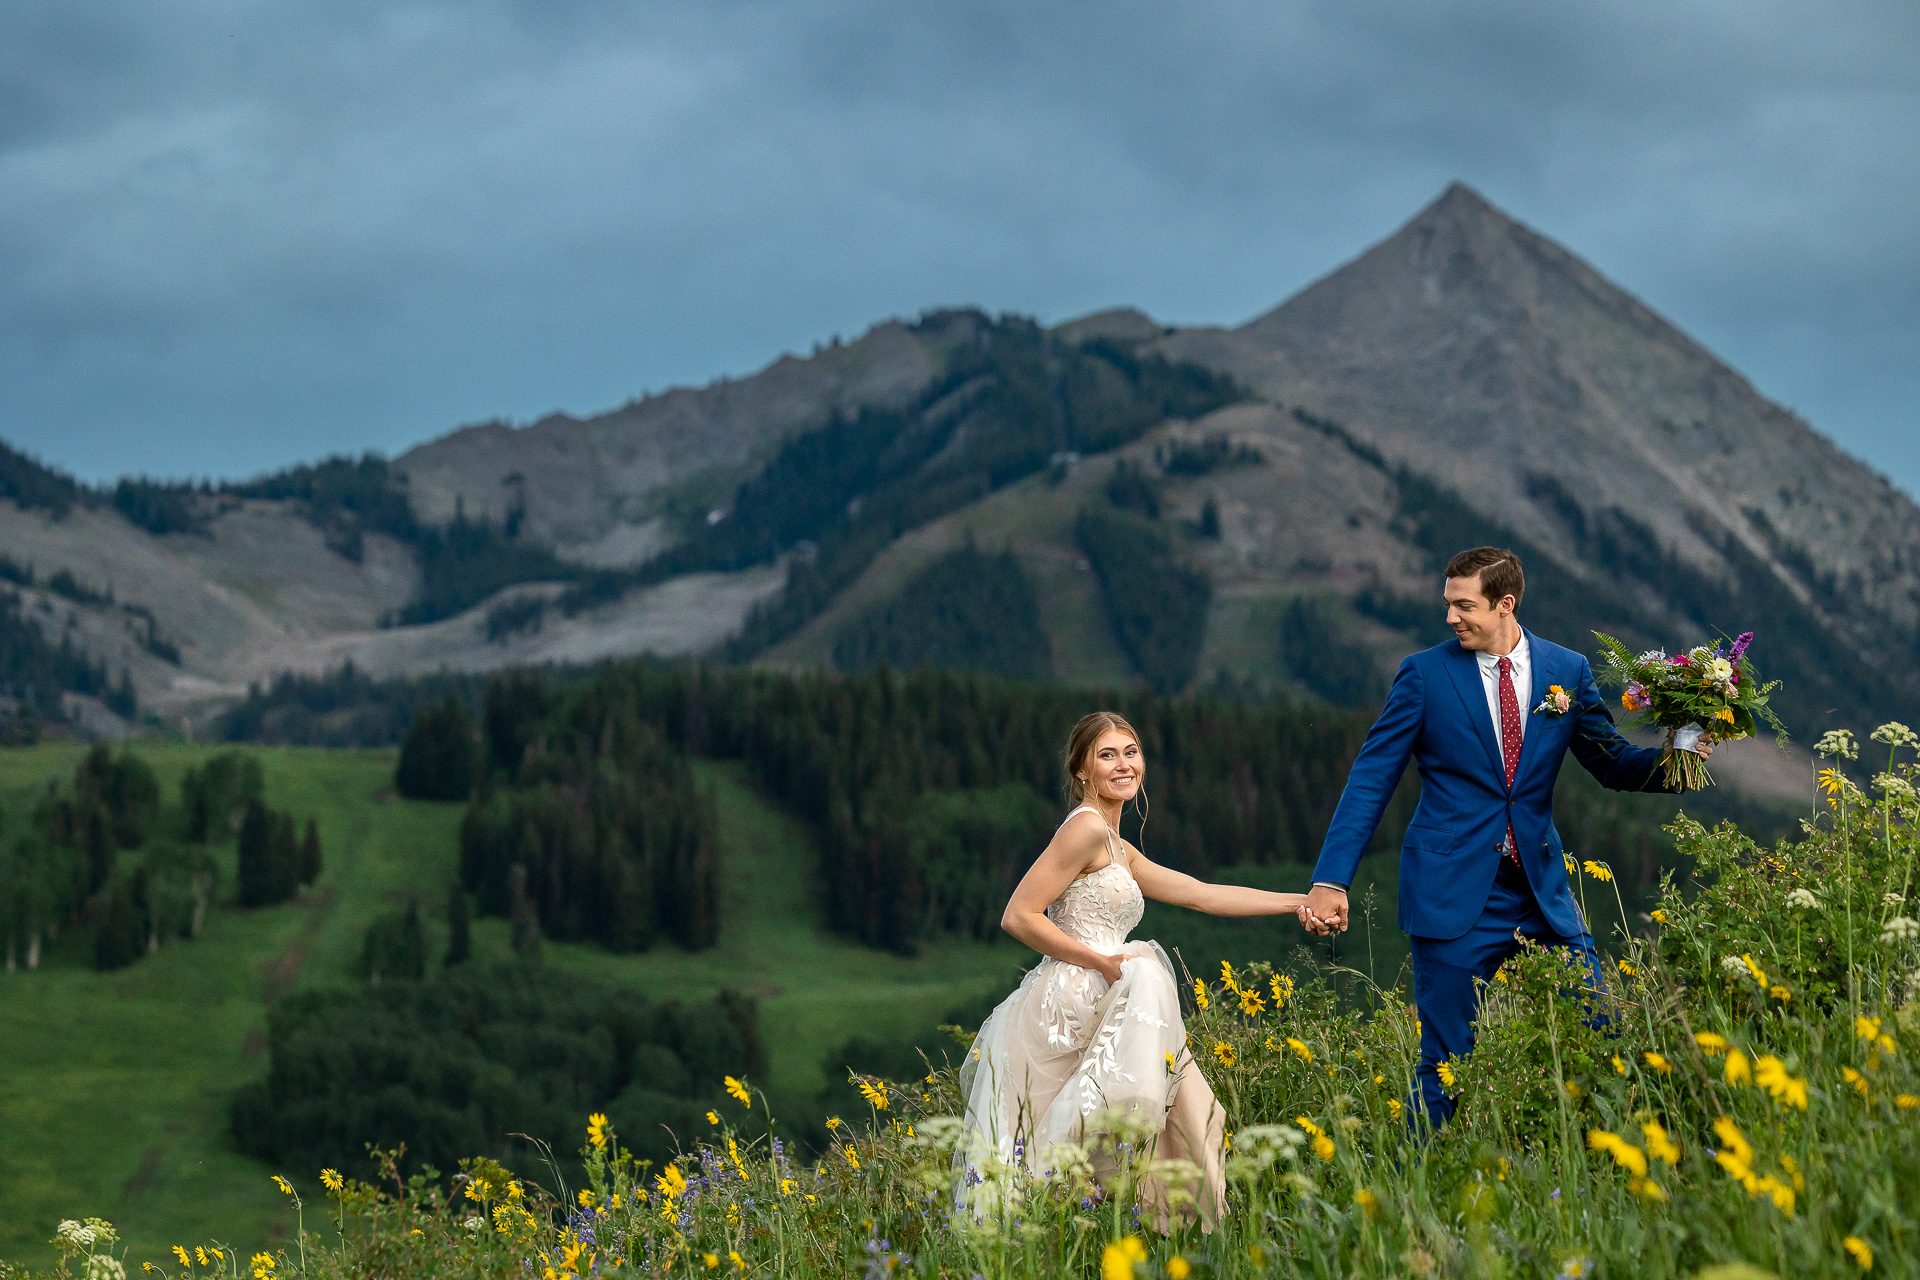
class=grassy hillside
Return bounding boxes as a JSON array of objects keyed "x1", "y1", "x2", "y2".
[{"x1": 0, "y1": 745, "x2": 1023, "y2": 1268}]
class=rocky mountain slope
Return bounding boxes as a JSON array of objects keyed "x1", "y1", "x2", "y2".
[
  {"x1": 1, "y1": 184, "x2": 1912, "y2": 792},
  {"x1": 1157, "y1": 183, "x2": 1920, "y2": 641}
]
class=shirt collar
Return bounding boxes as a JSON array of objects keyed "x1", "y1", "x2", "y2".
[{"x1": 1476, "y1": 631, "x2": 1529, "y2": 672}]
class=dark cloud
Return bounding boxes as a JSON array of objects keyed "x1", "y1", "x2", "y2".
[{"x1": 0, "y1": 0, "x2": 1914, "y2": 490}]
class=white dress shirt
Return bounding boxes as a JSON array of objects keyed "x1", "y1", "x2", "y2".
[
  {"x1": 1475, "y1": 631, "x2": 1531, "y2": 760},
  {"x1": 1313, "y1": 632, "x2": 1533, "y2": 894}
]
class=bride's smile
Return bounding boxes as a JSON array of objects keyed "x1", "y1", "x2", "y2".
[{"x1": 1079, "y1": 730, "x2": 1142, "y2": 806}]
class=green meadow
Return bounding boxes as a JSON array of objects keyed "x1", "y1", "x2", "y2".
[{"x1": 0, "y1": 745, "x2": 1024, "y2": 1268}]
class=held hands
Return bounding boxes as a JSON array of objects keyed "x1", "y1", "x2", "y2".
[{"x1": 1300, "y1": 884, "x2": 1349, "y2": 936}]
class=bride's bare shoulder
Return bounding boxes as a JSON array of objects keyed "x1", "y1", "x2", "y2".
[{"x1": 1055, "y1": 809, "x2": 1115, "y2": 873}]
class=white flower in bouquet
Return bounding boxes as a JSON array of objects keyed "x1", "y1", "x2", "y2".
[{"x1": 1704, "y1": 656, "x2": 1734, "y2": 683}]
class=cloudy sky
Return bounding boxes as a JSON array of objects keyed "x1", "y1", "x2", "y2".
[{"x1": 2, "y1": 0, "x2": 1916, "y2": 492}]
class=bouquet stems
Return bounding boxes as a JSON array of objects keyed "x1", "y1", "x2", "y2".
[{"x1": 1661, "y1": 729, "x2": 1713, "y2": 792}]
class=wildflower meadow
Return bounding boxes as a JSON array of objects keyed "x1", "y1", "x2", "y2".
[{"x1": 14, "y1": 724, "x2": 1920, "y2": 1279}]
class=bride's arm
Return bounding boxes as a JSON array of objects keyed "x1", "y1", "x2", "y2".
[
  {"x1": 1130, "y1": 851, "x2": 1310, "y2": 919},
  {"x1": 1001, "y1": 815, "x2": 1128, "y2": 982}
]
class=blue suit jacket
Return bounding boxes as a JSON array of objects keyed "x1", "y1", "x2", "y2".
[{"x1": 1310, "y1": 630, "x2": 1670, "y2": 941}]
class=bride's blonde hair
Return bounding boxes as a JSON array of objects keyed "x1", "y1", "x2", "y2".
[{"x1": 1063, "y1": 711, "x2": 1150, "y2": 845}]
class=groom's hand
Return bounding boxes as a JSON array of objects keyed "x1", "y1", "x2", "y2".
[{"x1": 1303, "y1": 884, "x2": 1349, "y2": 935}]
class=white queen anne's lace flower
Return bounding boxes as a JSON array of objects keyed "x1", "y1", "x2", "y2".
[
  {"x1": 1786, "y1": 888, "x2": 1820, "y2": 910},
  {"x1": 57, "y1": 1222, "x2": 96, "y2": 1248},
  {"x1": 1875, "y1": 773, "x2": 1917, "y2": 801},
  {"x1": 1881, "y1": 916, "x2": 1918, "y2": 944},
  {"x1": 1870, "y1": 722, "x2": 1919, "y2": 748},
  {"x1": 1816, "y1": 730, "x2": 1859, "y2": 760},
  {"x1": 1720, "y1": 954, "x2": 1749, "y2": 976}
]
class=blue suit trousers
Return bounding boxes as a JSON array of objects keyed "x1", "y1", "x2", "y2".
[{"x1": 1409, "y1": 858, "x2": 1604, "y2": 1127}]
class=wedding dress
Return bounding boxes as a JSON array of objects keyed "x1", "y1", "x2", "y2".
[{"x1": 956, "y1": 806, "x2": 1226, "y2": 1225}]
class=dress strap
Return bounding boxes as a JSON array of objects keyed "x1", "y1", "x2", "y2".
[{"x1": 1060, "y1": 804, "x2": 1125, "y2": 869}]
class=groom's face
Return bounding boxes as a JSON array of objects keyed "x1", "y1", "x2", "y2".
[{"x1": 1444, "y1": 574, "x2": 1516, "y2": 651}]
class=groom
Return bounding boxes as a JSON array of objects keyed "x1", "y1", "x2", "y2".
[{"x1": 1300, "y1": 546, "x2": 1711, "y2": 1126}]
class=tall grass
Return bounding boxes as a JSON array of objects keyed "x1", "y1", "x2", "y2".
[{"x1": 24, "y1": 730, "x2": 1920, "y2": 1279}]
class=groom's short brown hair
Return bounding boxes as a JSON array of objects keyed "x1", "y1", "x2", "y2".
[{"x1": 1444, "y1": 546, "x2": 1525, "y2": 606}]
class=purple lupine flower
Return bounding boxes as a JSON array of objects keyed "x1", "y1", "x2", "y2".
[{"x1": 1729, "y1": 631, "x2": 1754, "y2": 664}]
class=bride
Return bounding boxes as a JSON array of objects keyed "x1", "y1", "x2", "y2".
[{"x1": 957, "y1": 711, "x2": 1312, "y2": 1226}]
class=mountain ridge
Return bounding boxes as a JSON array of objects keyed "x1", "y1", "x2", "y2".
[{"x1": 1, "y1": 183, "x2": 1913, "y2": 776}]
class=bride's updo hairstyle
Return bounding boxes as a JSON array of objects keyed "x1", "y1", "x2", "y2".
[{"x1": 1063, "y1": 711, "x2": 1150, "y2": 846}]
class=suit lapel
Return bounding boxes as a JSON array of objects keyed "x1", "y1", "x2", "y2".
[
  {"x1": 1513, "y1": 630, "x2": 1555, "y2": 786},
  {"x1": 1443, "y1": 642, "x2": 1505, "y2": 780}
]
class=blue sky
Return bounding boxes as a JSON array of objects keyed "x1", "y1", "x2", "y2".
[{"x1": 1, "y1": 1, "x2": 1915, "y2": 493}]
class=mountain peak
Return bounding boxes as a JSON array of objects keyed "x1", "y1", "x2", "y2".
[
  {"x1": 1155, "y1": 182, "x2": 1920, "y2": 640},
  {"x1": 1426, "y1": 179, "x2": 1501, "y2": 219}
]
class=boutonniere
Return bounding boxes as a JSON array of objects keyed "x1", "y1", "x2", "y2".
[{"x1": 1533, "y1": 685, "x2": 1572, "y2": 716}]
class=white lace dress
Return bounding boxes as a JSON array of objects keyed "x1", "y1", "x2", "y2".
[{"x1": 956, "y1": 807, "x2": 1225, "y2": 1224}]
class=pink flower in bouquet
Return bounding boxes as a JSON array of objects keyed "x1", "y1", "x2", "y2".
[
  {"x1": 1621, "y1": 683, "x2": 1647, "y2": 712},
  {"x1": 1669, "y1": 654, "x2": 1690, "y2": 666}
]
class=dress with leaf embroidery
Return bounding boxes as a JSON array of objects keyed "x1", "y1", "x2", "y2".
[{"x1": 956, "y1": 807, "x2": 1225, "y2": 1223}]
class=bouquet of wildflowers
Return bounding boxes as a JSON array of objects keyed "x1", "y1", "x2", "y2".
[{"x1": 1592, "y1": 630, "x2": 1786, "y2": 792}]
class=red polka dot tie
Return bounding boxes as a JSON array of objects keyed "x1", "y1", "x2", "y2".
[{"x1": 1498, "y1": 656, "x2": 1523, "y2": 870}]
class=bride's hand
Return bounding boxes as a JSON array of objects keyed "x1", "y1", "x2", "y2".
[{"x1": 1093, "y1": 954, "x2": 1127, "y2": 985}]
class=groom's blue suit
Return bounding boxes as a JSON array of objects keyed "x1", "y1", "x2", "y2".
[{"x1": 1310, "y1": 628, "x2": 1671, "y2": 1124}]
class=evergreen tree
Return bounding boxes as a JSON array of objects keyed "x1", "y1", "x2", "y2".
[
  {"x1": 508, "y1": 863, "x2": 540, "y2": 959},
  {"x1": 181, "y1": 751, "x2": 265, "y2": 843},
  {"x1": 360, "y1": 900, "x2": 426, "y2": 984},
  {"x1": 75, "y1": 745, "x2": 159, "y2": 849},
  {"x1": 236, "y1": 798, "x2": 273, "y2": 907},
  {"x1": 484, "y1": 671, "x2": 549, "y2": 779},
  {"x1": 1104, "y1": 459, "x2": 1161, "y2": 517},
  {"x1": 445, "y1": 881, "x2": 471, "y2": 967},
  {"x1": 299, "y1": 818, "x2": 323, "y2": 886},
  {"x1": 93, "y1": 869, "x2": 148, "y2": 971},
  {"x1": 270, "y1": 811, "x2": 301, "y2": 902},
  {"x1": 396, "y1": 697, "x2": 478, "y2": 801},
  {"x1": 236, "y1": 800, "x2": 303, "y2": 908}
]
